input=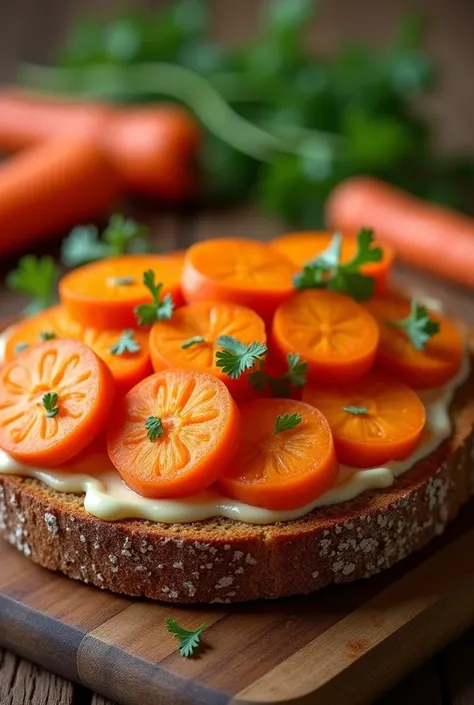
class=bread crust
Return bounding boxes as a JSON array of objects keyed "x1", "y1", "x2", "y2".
[{"x1": 1, "y1": 368, "x2": 473, "y2": 604}]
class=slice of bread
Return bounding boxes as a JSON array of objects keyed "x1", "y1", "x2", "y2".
[{"x1": 1, "y1": 351, "x2": 473, "y2": 603}]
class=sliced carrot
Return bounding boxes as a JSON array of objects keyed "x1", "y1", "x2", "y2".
[
  {"x1": 0, "y1": 339, "x2": 115, "y2": 466},
  {"x1": 271, "y1": 231, "x2": 393, "y2": 294},
  {"x1": 302, "y1": 373, "x2": 426, "y2": 467},
  {"x1": 59, "y1": 254, "x2": 184, "y2": 329},
  {"x1": 5, "y1": 305, "x2": 152, "y2": 394},
  {"x1": 365, "y1": 294, "x2": 464, "y2": 389},
  {"x1": 181, "y1": 238, "x2": 297, "y2": 320},
  {"x1": 149, "y1": 300, "x2": 266, "y2": 399},
  {"x1": 272, "y1": 290, "x2": 379, "y2": 383},
  {"x1": 219, "y1": 398, "x2": 338, "y2": 510},
  {"x1": 107, "y1": 368, "x2": 240, "y2": 498}
]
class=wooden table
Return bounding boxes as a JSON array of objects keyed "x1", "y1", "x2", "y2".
[{"x1": 2, "y1": 1, "x2": 474, "y2": 704}]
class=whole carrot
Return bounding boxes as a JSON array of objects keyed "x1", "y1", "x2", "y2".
[
  {"x1": 326, "y1": 176, "x2": 474, "y2": 289},
  {"x1": 0, "y1": 137, "x2": 119, "y2": 257}
]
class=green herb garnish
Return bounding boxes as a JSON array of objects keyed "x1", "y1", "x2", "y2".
[
  {"x1": 135, "y1": 270, "x2": 175, "y2": 325},
  {"x1": 249, "y1": 353, "x2": 308, "y2": 398},
  {"x1": 165, "y1": 617, "x2": 208, "y2": 658},
  {"x1": 61, "y1": 214, "x2": 151, "y2": 268},
  {"x1": 145, "y1": 415, "x2": 164, "y2": 441},
  {"x1": 40, "y1": 331, "x2": 57, "y2": 341},
  {"x1": 343, "y1": 406, "x2": 368, "y2": 415},
  {"x1": 294, "y1": 229, "x2": 383, "y2": 301},
  {"x1": 7, "y1": 255, "x2": 58, "y2": 315},
  {"x1": 110, "y1": 330, "x2": 141, "y2": 356},
  {"x1": 181, "y1": 336, "x2": 206, "y2": 349},
  {"x1": 215, "y1": 336, "x2": 268, "y2": 379},
  {"x1": 14, "y1": 343, "x2": 29, "y2": 354},
  {"x1": 387, "y1": 299, "x2": 440, "y2": 350},
  {"x1": 108, "y1": 276, "x2": 136, "y2": 286},
  {"x1": 42, "y1": 392, "x2": 60, "y2": 418},
  {"x1": 273, "y1": 412, "x2": 302, "y2": 435}
]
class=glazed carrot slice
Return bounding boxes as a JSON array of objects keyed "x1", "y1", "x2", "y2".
[
  {"x1": 181, "y1": 238, "x2": 297, "y2": 320},
  {"x1": 5, "y1": 305, "x2": 152, "y2": 394},
  {"x1": 271, "y1": 231, "x2": 394, "y2": 294},
  {"x1": 59, "y1": 254, "x2": 184, "y2": 329},
  {"x1": 272, "y1": 290, "x2": 379, "y2": 383},
  {"x1": 149, "y1": 301, "x2": 266, "y2": 399},
  {"x1": 0, "y1": 339, "x2": 115, "y2": 466},
  {"x1": 365, "y1": 294, "x2": 464, "y2": 389},
  {"x1": 219, "y1": 398, "x2": 338, "y2": 510},
  {"x1": 302, "y1": 373, "x2": 426, "y2": 467},
  {"x1": 107, "y1": 368, "x2": 240, "y2": 498}
]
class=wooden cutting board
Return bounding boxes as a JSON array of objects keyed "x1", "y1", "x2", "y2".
[{"x1": 2, "y1": 503, "x2": 474, "y2": 705}]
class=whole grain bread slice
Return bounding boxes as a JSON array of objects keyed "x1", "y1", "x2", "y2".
[{"x1": 1, "y1": 354, "x2": 473, "y2": 603}]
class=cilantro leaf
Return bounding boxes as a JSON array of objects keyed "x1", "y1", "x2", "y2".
[
  {"x1": 40, "y1": 331, "x2": 57, "y2": 341},
  {"x1": 343, "y1": 405, "x2": 368, "y2": 415},
  {"x1": 215, "y1": 336, "x2": 268, "y2": 379},
  {"x1": 103, "y1": 214, "x2": 150, "y2": 255},
  {"x1": 110, "y1": 330, "x2": 141, "y2": 355},
  {"x1": 145, "y1": 416, "x2": 164, "y2": 441},
  {"x1": 388, "y1": 299, "x2": 440, "y2": 350},
  {"x1": 134, "y1": 270, "x2": 175, "y2": 325},
  {"x1": 273, "y1": 412, "x2": 302, "y2": 435},
  {"x1": 14, "y1": 343, "x2": 29, "y2": 354},
  {"x1": 61, "y1": 225, "x2": 110, "y2": 267},
  {"x1": 165, "y1": 617, "x2": 208, "y2": 658},
  {"x1": 181, "y1": 336, "x2": 205, "y2": 349},
  {"x1": 293, "y1": 228, "x2": 382, "y2": 301},
  {"x1": 7, "y1": 255, "x2": 58, "y2": 316},
  {"x1": 42, "y1": 392, "x2": 60, "y2": 418},
  {"x1": 286, "y1": 353, "x2": 308, "y2": 388},
  {"x1": 249, "y1": 353, "x2": 308, "y2": 397}
]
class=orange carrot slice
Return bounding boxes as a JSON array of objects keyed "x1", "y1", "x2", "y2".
[
  {"x1": 271, "y1": 231, "x2": 393, "y2": 293},
  {"x1": 365, "y1": 294, "x2": 464, "y2": 388},
  {"x1": 219, "y1": 398, "x2": 338, "y2": 510},
  {"x1": 5, "y1": 305, "x2": 151, "y2": 394},
  {"x1": 272, "y1": 290, "x2": 379, "y2": 383},
  {"x1": 149, "y1": 300, "x2": 266, "y2": 399},
  {"x1": 107, "y1": 368, "x2": 240, "y2": 498},
  {"x1": 181, "y1": 238, "x2": 297, "y2": 320},
  {"x1": 303, "y1": 372, "x2": 426, "y2": 467},
  {"x1": 59, "y1": 254, "x2": 184, "y2": 329},
  {"x1": 0, "y1": 339, "x2": 115, "y2": 466}
]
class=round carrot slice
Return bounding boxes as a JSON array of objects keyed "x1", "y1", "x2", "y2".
[
  {"x1": 365, "y1": 295, "x2": 464, "y2": 389},
  {"x1": 0, "y1": 339, "x2": 115, "y2": 466},
  {"x1": 181, "y1": 238, "x2": 297, "y2": 320},
  {"x1": 271, "y1": 231, "x2": 393, "y2": 294},
  {"x1": 272, "y1": 290, "x2": 379, "y2": 383},
  {"x1": 5, "y1": 305, "x2": 151, "y2": 394},
  {"x1": 219, "y1": 398, "x2": 338, "y2": 510},
  {"x1": 302, "y1": 372, "x2": 426, "y2": 467},
  {"x1": 149, "y1": 301, "x2": 266, "y2": 399},
  {"x1": 59, "y1": 254, "x2": 184, "y2": 329},
  {"x1": 107, "y1": 368, "x2": 241, "y2": 498}
]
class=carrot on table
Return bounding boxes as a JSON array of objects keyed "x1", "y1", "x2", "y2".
[
  {"x1": 271, "y1": 290, "x2": 379, "y2": 383},
  {"x1": 0, "y1": 339, "x2": 115, "y2": 466},
  {"x1": 219, "y1": 398, "x2": 338, "y2": 510},
  {"x1": 303, "y1": 373, "x2": 426, "y2": 467},
  {"x1": 5, "y1": 305, "x2": 152, "y2": 394},
  {"x1": 59, "y1": 254, "x2": 184, "y2": 329},
  {"x1": 181, "y1": 238, "x2": 297, "y2": 321},
  {"x1": 271, "y1": 231, "x2": 393, "y2": 294},
  {"x1": 149, "y1": 300, "x2": 266, "y2": 399},
  {"x1": 107, "y1": 368, "x2": 240, "y2": 498},
  {"x1": 365, "y1": 294, "x2": 464, "y2": 389},
  {"x1": 0, "y1": 136, "x2": 119, "y2": 258},
  {"x1": 326, "y1": 176, "x2": 474, "y2": 290}
]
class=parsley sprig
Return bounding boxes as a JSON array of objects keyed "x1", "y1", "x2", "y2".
[
  {"x1": 61, "y1": 214, "x2": 151, "y2": 268},
  {"x1": 110, "y1": 330, "x2": 141, "y2": 356},
  {"x1": 293, "y1": 228, "x2": 383, "y2": 301},
  {"x1": 165, "y1": 618, "x2": 208, "y2": 658},
  {"x1": 388, "y1": 299, "x2": 440, "y2": 350},
  {"x1": 40, "y1": 331, "x2": 57, "y2": 341},
  {"x1": 135, "y1": 270, "x2": 175, "y2": 325},
  {"x1": 181, "y1": 336, "x2": 205, "y2": 349},
  {"x1": 343, "y1": 406, "x2": 368, "y2": 415},
  {"x1": 215, "y1": 336, "x2": 268, "y2": 379},
  {"x1": 145, "y1": 416, "x2": 164, "y2": 441},
  {"x1": 249, "y1": 353, "x2": 308, "y2": 398},
  {"x1": 42, "y1": 392, "x2": 60, "y2": 418},
  {"x1": 274, "y1": 412, "x2": 302, "y2": 435},
  {"x1": 7, "y1": 255, "x2": 58, "y2": 315}
]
